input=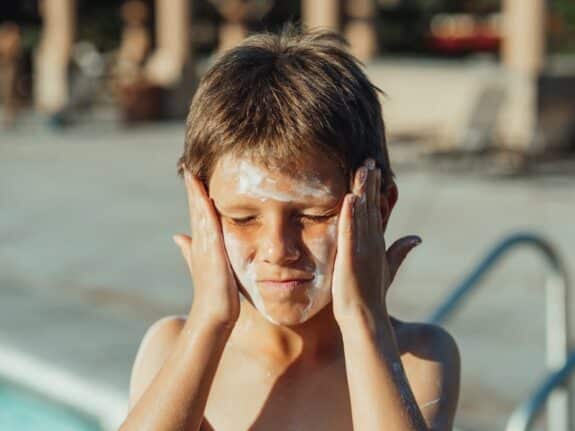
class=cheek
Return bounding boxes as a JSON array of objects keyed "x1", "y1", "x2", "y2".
[
  {"x1": 222, "y1": 227, "x2": 273, "y2": 320},
  {"x1": 222, "y1": 228, "x2": 253, "y2": 270},
  {"x1": 304, "y1": 223, "x2": 338, "y2": 271},
  {"x1": 299, "y1": 223, "x2": 338, "y2": 322}
]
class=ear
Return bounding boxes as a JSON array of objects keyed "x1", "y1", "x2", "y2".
[{"x1": 380, "y1": 181, "x2": 398, "y2": 232}]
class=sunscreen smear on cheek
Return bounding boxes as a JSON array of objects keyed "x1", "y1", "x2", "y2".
[
  {"x1": 300, "y1": 221, "x2": 337, "y2": 321},
  {"x1": 222, "y1": 231, "x2": 279, "y2": 325}
]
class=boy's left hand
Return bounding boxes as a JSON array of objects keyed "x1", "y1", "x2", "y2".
[{"x1": 331, "y1": 159, "x2": 421, "y2": 326}]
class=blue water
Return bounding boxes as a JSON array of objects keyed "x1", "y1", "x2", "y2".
[{"x1": 0, "y1": 381, "x2": 102, "y2": 431}]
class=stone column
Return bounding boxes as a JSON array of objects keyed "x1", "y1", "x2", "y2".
[
  {"x1": 116, "y1": 0, "x2": 150, "y2": 84},
  {"x1": 498, "y1": 0, "x2": 546, "y2": 151},
  {"x1": 210, "y1": 0, "x2": 273, "y2": 53},
  {"x1": 302, "y1": 0, "x2": 339, "y2": 31},
  {"x1": 344, "y1": 0, "x2": 377, "y2": 62},
  {"x1": 34, "y1": 0, "x2": 75, "y2": 114},
  {"x1": 144, "y1": 0, "x2": 191, "y2": 86},
  {"x1": 215, "y1": 0, "x2": 248, "y2": 52},
  {"x1": 502, "y1": 0, "x2": 545, "y2": 75}
]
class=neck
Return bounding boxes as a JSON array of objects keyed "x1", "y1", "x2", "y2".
[{"x1": 232, "y1": 300, "x2": 344, "y2": 369}]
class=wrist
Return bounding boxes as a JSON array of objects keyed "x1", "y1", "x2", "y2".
[
  {"x1": 336, "y1": 302, "x2": 388, "y2": 327},
  {"x1": 186, "y1": 308, "x2": 237, "y2": 337},
  {"x1": 337, "y1": 305, "x2": 392, "y2": 338}
]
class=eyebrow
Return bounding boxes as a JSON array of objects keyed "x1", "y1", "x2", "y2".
[
  {"x1": 215, "y1": 196, "x2": 343, "y2": 213},
  {"x1": 215, "y1": 203, "x2": 260, "y2": 213}
]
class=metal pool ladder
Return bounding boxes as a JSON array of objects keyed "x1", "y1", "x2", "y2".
[{"x1": 426, "y1": 232, "x2": 572, "y2": 431}]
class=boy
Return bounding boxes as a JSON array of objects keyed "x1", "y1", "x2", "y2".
[{"x1": 121, "y1": 28, "x2": 460, "y2": 431}]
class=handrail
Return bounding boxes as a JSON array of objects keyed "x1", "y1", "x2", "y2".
[
  {"x1": 506, "y1": 352, "x2": 575, "y2": 431},
  {"x1": 425, "y1": 232, "x2": 570, "y2": 431}
]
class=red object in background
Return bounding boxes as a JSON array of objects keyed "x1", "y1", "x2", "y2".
[
  {"x1": 472, "y1": 24, "x2": 500, "y2": 51},
  {"x1": 427, "y1": 14, "x2": 501, "y2": 55},
  {"x1": 428, "y1": 33, "x2": 500, "y2": 54}
]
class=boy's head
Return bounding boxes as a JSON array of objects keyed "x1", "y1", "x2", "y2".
[
  {"x1": 178, "y1": 26, "x2": 393, "y2": 188},
  {"x1": 179, "y1": 27, "x2": 396, "y2": 326}
]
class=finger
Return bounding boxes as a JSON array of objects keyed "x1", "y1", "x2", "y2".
[
  {"x1": 365, "y1": 159, "x2": 379, "y2": 231},
  {"x1": 353, "y1": 167, "x2": 369, "y2": 245},
  {"x1": 365, "y1": 159, "x2": 377, "y2": 212},
  {"x1": 173, "y1": 233, "x2": 193, "y2": 272},
  {"x1": 375, "y1": 168, "x2": 382, "y2": 230},
  {"x1": 183, "y1": 170, "x2": 197, "y2": 235},
  {"x1": 194, "y1": 180, "x2": 222, "y2": 234},
  {"x1": 185, "y1": 173, "x2": 221, "y2": 240},
  {"x1": 386, "y1": 235, "x2": 422, "y2": 284},
  {"x1": 336, "y1": 194, "x2": 356, "y2": 259},
  {"x1": 187, "y1": 173, "x2": 214, "y2": 219},
  {"x1": 353, "y1": 165, "x2": 368, "y2": 197}
]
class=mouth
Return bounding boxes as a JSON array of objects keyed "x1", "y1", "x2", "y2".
[{"x1": 257, "y1": 278, "x2": 313, "y2": 292}]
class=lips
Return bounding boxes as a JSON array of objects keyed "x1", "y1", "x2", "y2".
[{"x1": 257, "y1": 278, "x2": 313, "y2": 291}]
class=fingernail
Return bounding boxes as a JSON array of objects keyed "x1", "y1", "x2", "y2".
[
  {"x1": 365, "y1": 159, "x2": 376, "y2": 170},
  {"x1": 172, "y1": 235, "x2": 182, "y2": 247},
  {"x1": 348, "y1": 195, "x2": 357, "y2": 215},
  {"x1": 357, "y1": 167, "x2": 367, "y2": 186},
  {"x1": 410, "y1": 236, "x2": 422, "y2": 247}
]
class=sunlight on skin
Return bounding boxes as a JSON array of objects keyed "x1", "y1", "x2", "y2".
[{"x1": 208, "y1": 154, "x2": 347, "y2": 326}]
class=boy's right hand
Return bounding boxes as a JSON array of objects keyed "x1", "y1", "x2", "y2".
[{"x1": 173, "y1": 171, "x2": 240, "y2": 330}]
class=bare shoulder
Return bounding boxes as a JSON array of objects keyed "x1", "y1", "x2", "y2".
[
  {"x1": 128, "y1": 315, "x2": 188, "y2": 409},
  {"x1": 391, "y1": 317, "x2": 460, "y2": 361},
  {"x1": 391, "y1": 317, "x2": 461, "y2": 430}
]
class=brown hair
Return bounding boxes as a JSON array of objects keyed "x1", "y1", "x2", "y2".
[{"x1": 178, "y1": 25, "x2": 393, "y2": 188}]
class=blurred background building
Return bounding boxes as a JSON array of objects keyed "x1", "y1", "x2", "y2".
[
  {"x1": 1, "y1": 0, "x2": 575, "y2": 156},
  {"x1": 1, "y1": 1, "x2": 575, "y2": 431}
]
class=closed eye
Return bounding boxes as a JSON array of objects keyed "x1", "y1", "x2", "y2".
[
  {"x1": 227, "y1": 216, "x2": 257, "y2": 226},
  {"x1": 225, "y1": 213, "x2": 336, "y2": 227},
  {"x1": 298, "y1": 214, "x2": 336, "y2": 224}
]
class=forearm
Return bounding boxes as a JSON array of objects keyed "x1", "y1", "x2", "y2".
[
  {"x1": 120, "y1": 312, "x2": 233, "y2": 431},
  {"x1": 339, "y1": 309, "x2": 427, "y2": 431}
]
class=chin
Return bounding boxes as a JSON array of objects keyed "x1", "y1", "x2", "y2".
[
  {"x1": 260, "y1": 302, "x2": 327, "y2": 327},
  {"x1": 240, "y1": 286, "x2": 332, "y2": 326},
  {"x1": 266, "y1": 314, "x2": 308, "y2": 327}
]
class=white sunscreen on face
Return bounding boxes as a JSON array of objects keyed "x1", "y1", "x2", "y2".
[
  {"x1": 235, "y1": 160, "x2": 332, "y2": 202},
  {"x1": 221, "y1": 158, "x2": 338, "y2": 325},
  {"x1": 222, "y1": 231, "x2": 278, "y2": 324},
  {"x1": 300, "y1": 220, "x2": 337, "y2": 322}
]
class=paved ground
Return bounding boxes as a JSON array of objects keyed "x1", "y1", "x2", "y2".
[{"x1": 1, "y1": 114, "x2": 575, "y2": 431}]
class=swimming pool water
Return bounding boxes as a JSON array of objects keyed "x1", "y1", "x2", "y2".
[{"x1": 0, "y1": 380, "x2": 102, "y2": 431}]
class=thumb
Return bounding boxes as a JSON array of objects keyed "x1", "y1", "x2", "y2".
[
  {"x1": 173, "y1": 234, "x2": 193, "y2": 265},
  {"x1": 386, "y1": 235, "x2": 421, "y2": 284}
]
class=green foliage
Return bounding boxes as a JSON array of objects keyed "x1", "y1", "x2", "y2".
[{"x1": 549, "y1": 0, "x2": 575, "y2": 54}]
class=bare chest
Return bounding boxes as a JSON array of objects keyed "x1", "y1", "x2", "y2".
[{"x1": 202, "y1": 353, "x2": 353, "y2": 431}]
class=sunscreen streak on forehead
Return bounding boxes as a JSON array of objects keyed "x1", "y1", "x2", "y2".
[{"x1": 235, "y1": 160, "x2": 333, "y2": 202}]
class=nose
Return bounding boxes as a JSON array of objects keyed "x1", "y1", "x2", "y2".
[{"x1": 259, "y1": 218, "x2": 301, "y2": 265}]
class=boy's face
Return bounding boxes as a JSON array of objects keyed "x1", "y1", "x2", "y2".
[{"x1": 209, "y1": 153, "x2": 348, "y2": 326}]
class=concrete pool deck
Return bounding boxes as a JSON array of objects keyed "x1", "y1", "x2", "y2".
[{"x1": 1, "y1": 118, "x2": 575, "y2": 430}]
